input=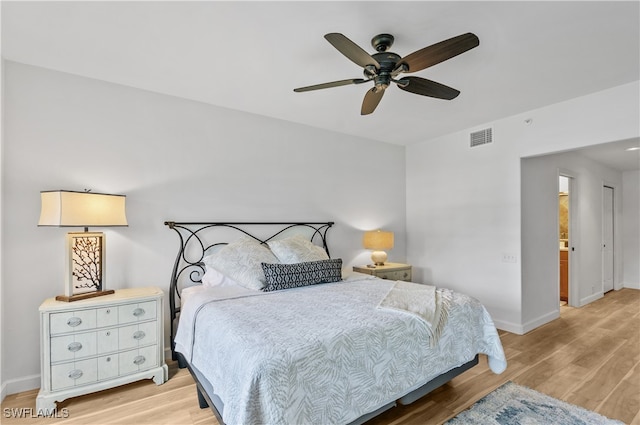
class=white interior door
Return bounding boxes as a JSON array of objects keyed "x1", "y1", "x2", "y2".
[{"x1": 602, "y1": 186, "x2": 614, "y2": 292}]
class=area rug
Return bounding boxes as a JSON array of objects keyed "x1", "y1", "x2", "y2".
[{"x1": 445, "y1": 381, "x2": 624, "y2": 424}]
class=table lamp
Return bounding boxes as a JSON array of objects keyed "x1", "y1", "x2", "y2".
[
  {"x1": 363, "y1": 230, "x2": 394, "y2": 266},
  {"x1": 38, "y1": 190, "x2": 128, "y2": 301}
]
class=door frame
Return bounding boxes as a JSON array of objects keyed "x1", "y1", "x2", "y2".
[
  {"x1": 602, "y1": 181, "x2": 619, "y2": 292},
  {"x1": 559, "y1": 168, "x2": 578, "y2": 307}
]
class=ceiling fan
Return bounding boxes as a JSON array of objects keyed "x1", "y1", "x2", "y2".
[{"x1": 293, "y1": 32, "x2": 480, "y2": 115}]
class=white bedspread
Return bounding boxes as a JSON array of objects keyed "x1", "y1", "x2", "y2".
[{"x1": 175, "y1": 276, "x2": 506, "y2": 425}]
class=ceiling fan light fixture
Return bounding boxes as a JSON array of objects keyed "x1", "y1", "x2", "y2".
[
  {"x1": 374, "y1": 74, "x2": 390, "y2": 90},
  {"x1": 363, "y1": 65, "x2": 377, "y2": 78}
]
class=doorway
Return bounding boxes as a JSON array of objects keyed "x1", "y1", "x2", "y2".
[
  {"x1": 559, "y1": 176, "x2": 570, "y2": 304},
  {"x1": 603, "y1": 185, "x2": 614, "y2": 293}
]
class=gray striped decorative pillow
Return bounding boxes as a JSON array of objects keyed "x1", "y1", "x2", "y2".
[{"x1": 261, "y1": 259, "x2": 342, "y2": 292}]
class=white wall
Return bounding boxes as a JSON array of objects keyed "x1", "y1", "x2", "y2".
[
  {"x1": 406, "y1": 81, "x2": 639, "y2": 334},
  {"x1": 0, "y1": 61, "x2": 407, "y2": 395},
  {"x1": 622, "y1": 170, "x2": 640, "y2": 289},
  {"x1": 521, "y1": 151, "x2": 624, "y2": 328},
  {"x1": 405, "y1": 125, "x2": 522, "y2": 333}
]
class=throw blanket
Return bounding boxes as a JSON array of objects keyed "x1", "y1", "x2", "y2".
[{"x1": 378, "y1": 281, "x2": 452, "y2": 347}]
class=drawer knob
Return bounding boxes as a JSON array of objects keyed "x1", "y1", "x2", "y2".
[
  {"x1": 106, "y1": 331, "x2": 111, "y2": 336},
  {"x1": 67, "y1": 342, "x2": 83, "y2": 352},
  {"x1": 67, "y1": 317, "x2": 82, "y2": 327},
  {"x1": 133, "y1": 331, "x2": 146, "y2": 340},
  {"x1": 133, "y1": 308, "x2": 145, "y2": 317},
  {"x1": 133, "y1": 355, "x2": 146, "y2": 365},
  {"x1": 106, "y1": 309, "x2": 111, "y2": 314},
  {"x1": 106, "y1": 357, "x2": 111, "y2": 362},
  {"x1": 68, "y1": 369, "x2": 83, "y2": 380}
]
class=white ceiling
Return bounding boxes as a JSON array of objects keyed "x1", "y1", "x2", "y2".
[{"x1": 2, "y1": 1, "x2": 639, "y2": 170}]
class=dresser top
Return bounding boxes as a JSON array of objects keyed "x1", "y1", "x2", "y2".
[{"x1": 40, "y1": 287, "x2": 163, "y2": 311}]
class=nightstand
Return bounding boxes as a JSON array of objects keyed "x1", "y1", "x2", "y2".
[
  {"x1": 36, "y1": 287, "x2": 168, "y2": 410},
  {"x1": 353, "y1": 263, "x2": 412, "y2": 281}
]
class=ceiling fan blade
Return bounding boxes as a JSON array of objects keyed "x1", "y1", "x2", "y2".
[
  {"x1": 325, "y1": 33, "x2": 380, "y2": 70},
  {"x1": 294, "y1": 78, "x2": 368, "y2": 92},
  {"x1": 361, "y1": 87, "x2": 385, "y2": 115},
  {"x1": 397, "y1": 33, "x2": 479, "y2": 73},
  {"x1": 397, "y1": 76, "x2": 460, "y2": 100}
]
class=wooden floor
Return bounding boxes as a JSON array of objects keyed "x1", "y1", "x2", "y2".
[{"x1": 3, "y1": 288, "x2": 639, "y2": 424}]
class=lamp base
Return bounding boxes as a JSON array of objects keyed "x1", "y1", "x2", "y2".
[
  {"x1": 370, "y1": 250, "x2": 388, "y2": 266},
  {"x1": 55, "y1": 290, "x2": 115, "y2": 302}
]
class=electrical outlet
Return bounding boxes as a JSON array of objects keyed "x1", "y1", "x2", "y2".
[{"x1": 502, "y1": 253, "x2": 517, "y2": 263}]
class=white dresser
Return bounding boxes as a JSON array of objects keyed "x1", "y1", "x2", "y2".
[{"x1": 36, "y1": 287, "x2": 168, "y2": 410}]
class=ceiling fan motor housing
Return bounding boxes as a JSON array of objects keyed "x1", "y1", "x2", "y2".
[{"x1": 368, "y1": 51, "x2": 401, "y2": 89}]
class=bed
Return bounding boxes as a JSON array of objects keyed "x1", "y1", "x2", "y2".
[{"x1": 165, "y1": 221, "x2": 506, "y2": 425}]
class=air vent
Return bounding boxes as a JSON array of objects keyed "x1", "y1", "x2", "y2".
[{"x1": 470, "y1": 128, "x2": 493, "y2": 147}]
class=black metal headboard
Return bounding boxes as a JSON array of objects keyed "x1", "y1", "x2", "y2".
[{"x1": 164, "y1": 221, "x2": 334, "y2": 360}]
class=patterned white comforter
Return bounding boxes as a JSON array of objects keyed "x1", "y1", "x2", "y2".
[{"x1": 175, "y1": 275, "x2": 507, "y2": 425}]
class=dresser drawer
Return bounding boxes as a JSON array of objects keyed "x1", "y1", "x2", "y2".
[
  {"x1": 97, "y1": 306, "x2": 118, "y2": 327},
  {"x1": 96, "y1": 327, "x2": 119, "y2": 354},
  {"x1": 118, "y1": 321, "x2": 157, "y2": 350},
  {"x1": 118, "y1": 301, "x2": 156, "y2": 324},
  {"x1": 50, "y1": 358, "x2": 97, "y2": 391},
  {"x1": 50, "y1": 309, "x2": 97, "y2": 335},
  {"x1": 97, "y1": 354, "x2": 119, "y2": 381},
  {"x1": 119, "y1": 345, "x2": 158, "y2": 375},
  {"x1": 50, "y1": 332, "x2": 98, "y2": 362}
]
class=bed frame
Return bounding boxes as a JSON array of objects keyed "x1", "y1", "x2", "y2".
[{"x1": 164, "y1": 221, "x2": 478, "y2": 425}]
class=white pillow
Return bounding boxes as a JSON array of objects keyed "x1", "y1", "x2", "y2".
[
  {"x1": 201, "y1": 267, "x2": 244, "y2": 288},
  {"x1": 202, "y1": 236, "x2": 279, "y2": 290},
  {"x1": 267, "y1": 234, "x2": 329, "y2": 264}
]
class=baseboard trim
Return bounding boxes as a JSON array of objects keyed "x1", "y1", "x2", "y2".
[
  {"x1": 623, "y1": 281, "x2": 640, "y2": 290},
  {"x1": 2, "y1": 374, "x2": 40, "y2": 398},
  {"x1": 580, "y1": 292, "x2": 603, "y2": 307},
  {"x1": 492, "y1": 319, "x2": 525, "y2": 335},
  {"x1": 521, "y1": 310, "x2": 560, "y2": 334}
]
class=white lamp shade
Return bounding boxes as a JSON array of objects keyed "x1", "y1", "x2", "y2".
[
  {"x1": 363, "y1": 230, "x2": 394, "y2": 250},
  {"x1": 38, "y1": 190, "x2": 128, "y2": 227}
]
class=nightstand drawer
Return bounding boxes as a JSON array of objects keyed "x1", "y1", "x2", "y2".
[
  {"x1": 97, "y1": 327, "x2": 119, "y2": 354},
  {"x1": 118, "y1": 321, "x2": 158, "y2": 350},
  {"x1": 50, "y1": 309, "x2": 97, "y2": 334},
  {"x1": 119, "y1": 345, "x2": 158, "y2": 375},
  {"x1": 118, "y1": 301, "x2": 156, "y2": 324},
  {"x1": 97, "y1": 306, "x2": 118, "y2": 327},
  {"x1": 50, "y1": 332, "x2": 98, "y2": 362},
  {"x1": 377, "y1": 269, "x2": 412, "y2": 281},
  {"x1": 51, "y1": 358, "x2": 97, "y2": 391},
  {"x1": 97, "y1": 354, "x2": 119, "y2": 381}
]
